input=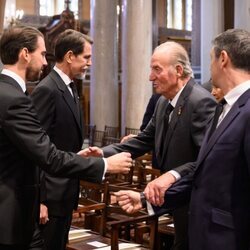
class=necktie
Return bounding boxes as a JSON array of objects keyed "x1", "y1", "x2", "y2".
[
  {"x1": 24, "y1": 90, "x2": 29, "y2": 96},
  {"x1": 208, "y1": 98, "x2": 226, "y2": 139},
  {"x1": 160, "y1": 103, "x2": 174, "y2": 156},
  {"x1": 69, "y1": 82, "x2": 80, "y2": 118}
]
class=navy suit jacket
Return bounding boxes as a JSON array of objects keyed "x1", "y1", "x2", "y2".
[
  {"x1": 0, "y1": 74, "x2": 104, "y2": 245},
  {"x1": 163, "y1": 88, "x2": 250, "y2": 250},
  {"x1": 31, "y1": 70, "x2": 83, "y2": 216}
]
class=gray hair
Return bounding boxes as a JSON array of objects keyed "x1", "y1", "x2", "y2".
[
  {"x1": 212, "y1": 29, "x2": 250, "y2": 72},
  {"x1": 155, "y1": 41, "x2": 193, "y2": 78}
]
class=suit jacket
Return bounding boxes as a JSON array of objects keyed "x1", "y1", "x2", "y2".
[
  {"x1": 0, "y1": 74, "x2": 104, "y2": 245},
  {"x1": 164, "y1": 89, "x2": 250, "y2": 250},
  {"x1": 103, "y1": 79, "x2": 217, "y2": 175},
  {"x1": 31, "y1": 70, "x2": 83, "y2": 216}
]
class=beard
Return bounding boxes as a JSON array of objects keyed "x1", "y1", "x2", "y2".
[{"x1": 26, "y1": 65, "x2": 42, "y2": 82}]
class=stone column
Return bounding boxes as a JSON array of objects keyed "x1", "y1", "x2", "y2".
[
  {"x1": 0, "y1": 0, "x2": 6, "y2": 34},
  {"x1": 200, "y1": 0, "x2": 224, "y2": 83},
  {"x1": 234, "y1": 0, "x2": 250, "y2": 30},
  {"x1": 90, "y1": 0, "x2": 118, "y2": 130},
  {"x1": 121, "y1": 0, "x2": 152, "y2": 134}
]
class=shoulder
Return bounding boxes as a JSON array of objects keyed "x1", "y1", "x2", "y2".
[{"x1": 0, "y1": 83, "x2": 32, "y2": 119}]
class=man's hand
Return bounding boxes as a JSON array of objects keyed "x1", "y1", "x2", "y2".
[
  {"x1": 39, "y1": 203, "x2": 49, "y2": 225},
  {"x1": 114, "y1": 190, "x2": 142, "y2": 214},
  {"x1": 78, "y1": 146, "x2": 103, "y2": 157},
  {"x1": 120, "y1": 134, "x2": 137, "y2": 143},
  {"x1": 106, "y1": 152, "x2": 132, "y2": 174},
  {"x1": 144, "y1": 172, "x2": 176, "y2": 206}
]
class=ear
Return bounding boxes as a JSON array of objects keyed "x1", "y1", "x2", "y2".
[
  {"x1": 19, "y1": 47, "x2": 30, "y2": 63},
  {"x1": 220, "y1": 50, "x2": 229, "y2": 67},
  {"x1": 176, "y1": 64, "x2": 184, "y2": 77},
  {"x1": 65, "y1": 50, "x2": 74, "y2": 64}
]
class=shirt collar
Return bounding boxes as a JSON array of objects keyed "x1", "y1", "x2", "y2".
[
  {"x1": 224, "y1": 80, "x2": 250, "y2": 107},
  {"x1": 53, "y1": 66, "x2": 72, "y2": 86},
  {"x1": 170, "y1": 85, "x2": 186, "y2": 108},
  {"x1": 1, "y1": 69, "x2": 26, "y2": 92}
]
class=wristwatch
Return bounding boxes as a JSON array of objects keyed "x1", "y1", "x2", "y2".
[{"x1": 140, "y1": 192, "x2": 147, "y2": 208}]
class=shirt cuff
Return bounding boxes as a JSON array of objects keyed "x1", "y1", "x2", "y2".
[
  {"x1": 102, "y1": 158, "x2": 108, "y2": 180},
  {"x1": 146, "y1": 201, "x2": 155, "y2": 215},
  {"x1": 168, "y1": 170, "x2": 181, "y2": 181}
]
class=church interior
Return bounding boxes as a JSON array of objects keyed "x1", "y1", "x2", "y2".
[{"x1": 0, "y1": 0, "x2": 248, "y2": 249}]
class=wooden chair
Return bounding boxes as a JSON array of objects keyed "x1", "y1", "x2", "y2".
[
  {"x1": 104, "y1": 125, "x2": 120, "y2": 138},
  {"x1": 103, "y1": 184, "x2": 158, "y2": 249},
  {"x1": 83, "y1": 124, "x2": 96, "y2": 146},
  {"x1": 125, "y1": 127, "x2": 140, "y2": 135},
  {"x1": 92, "y1": 130, "x2": 105, "y2": 147},
  {"x1": 74, "y1": 180, "x2": 108, "y2": 235}
]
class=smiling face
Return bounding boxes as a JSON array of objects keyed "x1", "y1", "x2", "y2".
[
  {"x1": 69, "y1": 41, "x2": 92, "y2": 79},
  {"x1": 26, "y1": 36, "x2": 47, "y2": 82},
  {"x1": 149, "y1": 49, "x2": 180, "y2": 100}
]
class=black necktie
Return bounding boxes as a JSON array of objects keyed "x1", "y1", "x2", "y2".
[
  {"x1": 69, "y1": 82, "x2": 80, "y2": 118},
  {"x1": 160, "y1": 103, "x2": 174, "y2": 156},
  {"x1": 208, "y1": 98, "x2": 226, "y2": 139},
  {"x1": 24, "y1": 90, "x2": 29, "y2": 96}
]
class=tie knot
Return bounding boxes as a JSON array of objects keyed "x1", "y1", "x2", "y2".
[
  {"x1": 219, "y1": 98, "x2": 226, "y2": 106},
  {"x1": 69, "y1": 82, "x2": 75, "y2": 89},
  {"x1": 166, "y1": 103, "x2": 174, "y2": 115}
]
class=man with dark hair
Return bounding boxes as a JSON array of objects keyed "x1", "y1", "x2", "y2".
[
  {"x1": 31, "y1": 29, "x2": 93, "y2": 250},
  {"x1": 83, "y1": 41, "x2": 217, "y2": 250},
  {"x1": 0, "y1": 26, "x2": 132, "y2": 250},
  {"x1": 115, "y1": 29, "x2": 250, "y2": 250}
]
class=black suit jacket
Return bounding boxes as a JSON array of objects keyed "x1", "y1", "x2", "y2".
[
  {"x1": 0, "y1": 74, "x2": 104, "y2": 245},
  {"x1": 31, "y1": 70, "x2": 82, "y2": 216},
  {"x1": 103, "y1": 79, "x2": 217, "y2": 175}
]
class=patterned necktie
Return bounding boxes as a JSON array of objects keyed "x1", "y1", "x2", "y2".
[
  {"x1": 160, "y1": 103, "x2": 174, "y2": 156},
  {"x1": 69, "y1": 82, "x2": 80, "y2": 118},
  {"x1": 208, "y1": 98, "x2": 226, "y2": 139}
]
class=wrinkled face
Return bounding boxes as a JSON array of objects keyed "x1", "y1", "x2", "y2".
[
  {"x1": 26, "y1": 36, "x2": 47, "y2": 82},
  {"x1": 70, "y1": 42, "x2": 92, "y2": 79},
  {"x1": 149, "y1": 50, "x2": 178, "y2": 99}
]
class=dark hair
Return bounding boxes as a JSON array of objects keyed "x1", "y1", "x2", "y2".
[
  {"x1": 0, "y1": 26, "x2": 43, "y2": 65},
  {"x1": 212, "y1": 29, "x2": 250, "y2": 72},
  {"x1": 54, "y1": 29, "x2": 93, "y2": 62}
]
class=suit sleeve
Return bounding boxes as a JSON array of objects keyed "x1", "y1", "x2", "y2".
[
  {"x1": 2, "y1": 94, "x2": 104, "y2": 183},
  {"x1": 103, "y1": 112, "x2": 156, "y2": 158}
]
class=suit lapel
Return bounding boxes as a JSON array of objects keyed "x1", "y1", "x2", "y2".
[
  {"x1": 159, "y1": 80, "x2": 195, "y2": 166},
  {"x1": 50, "y1": 71, "x2": 83, "y2": 138},
  {"x1": 196, "y1": 89, "x2": 250, "y2": 168}
]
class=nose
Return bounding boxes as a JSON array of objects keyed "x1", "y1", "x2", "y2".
[
  {"x1": 43, "y1": 57, "x2": 48, "y2": 66},
  {"x1": 149, "y1": 71, "x2": 155, "y2": 81}
]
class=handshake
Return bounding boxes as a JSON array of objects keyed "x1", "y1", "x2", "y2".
[{"x1": 78, "y1": 146, "x2": 132, "y2": 174}]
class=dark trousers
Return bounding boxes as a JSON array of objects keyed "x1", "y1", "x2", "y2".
[
  {"x1": 171, "y1": 204, "x2": 189, "y2": 250},
  {"x1": 0, "y1": 224, "x2": 43, "y2": 250},
  {"x1": 41, "y1": 214, "x2": 72, "y2": 250}
]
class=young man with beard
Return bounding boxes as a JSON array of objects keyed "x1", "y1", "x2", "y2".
[
  {"x1": 0, "y1": 26, "x2": 132, "y2": 250},
  {"x1": 31, "y1": 29, "x2": 93, "y2": 250}
]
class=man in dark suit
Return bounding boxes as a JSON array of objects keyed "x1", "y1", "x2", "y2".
[
  {"x1": 31, "y1": 29, "x2": 92, "y2": 250},
  {"x1": 0, "y1": 26, "x2": 132, "y2": 250},
  {"x1": 115, "y1": 29, "x2": 250, "y2": 250},
  {"x1": 83, "y1": 41, "x2": 217, "y2": 250}
]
